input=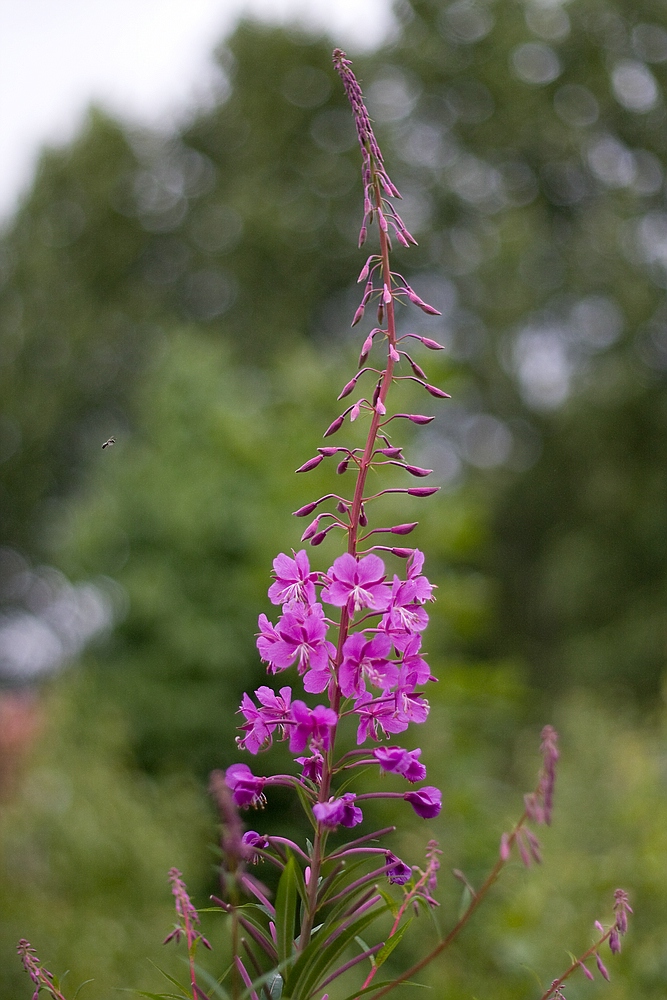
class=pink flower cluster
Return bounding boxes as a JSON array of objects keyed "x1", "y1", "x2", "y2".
[{"x1": 231, "y1": 547, "x2": 440, "y2": 828}]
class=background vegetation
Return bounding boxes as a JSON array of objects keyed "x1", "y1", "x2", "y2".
[{"x1": 1, "y1": 0, "x2": 667, "y2": 996}]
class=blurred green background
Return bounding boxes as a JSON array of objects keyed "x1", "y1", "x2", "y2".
[{"x1": 2, "y1": 0, "x2": 667, "y2": 996}]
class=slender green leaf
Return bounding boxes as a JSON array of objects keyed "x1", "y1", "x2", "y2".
[
  {"x1": 374, "y1": 919, "x2": 412, "y2": 969},
  {"x1": 275, "y1": 854, "x2": 299, "y2": 964},
  {"x1": 73, "y1": 980, "x2": 95, "y2": 999},
  {"x1": 145, "y1": 961, "x2": 191, "y2": 998},
  {"x1": 286, "y1": 903, "x2": 387, "y2": 1000}
]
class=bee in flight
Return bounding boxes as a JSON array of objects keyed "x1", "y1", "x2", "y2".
[{"x1": 101, "y1": 437, "x2": 116, "y2": 450}]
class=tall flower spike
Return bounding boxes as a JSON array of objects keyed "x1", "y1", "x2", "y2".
[{"x1": 332, "y1": 48, "x2": 411, "y2": 247}]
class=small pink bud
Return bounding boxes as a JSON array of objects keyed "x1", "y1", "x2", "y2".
[
  {"x1": 407, "y1": 487, "x2": 440, "y2": 497},
  {"x1": 302, "y1": 518, "x2": 321, "y2": 541},
  {"x1": 594, "y1": 921, "x2": 604, "y2": 933},
  {"x1": 390, "y1": 547, "x2": 413, "y2": 557},
  {"x1": 336, "y1": 500, "x2": 349, "y2": 514},
  {"x1": 336, "y1": 459, "x2": 349, "y2": 474},
  {"x1": 383, "y1": 283, "x2": 392, "y2": 304},
  {"x1": 305, "y1": 866, "x2": 311, "y2": 884},
  {"x1": 324, "y1": 415, "x2": 345, "y2": 437},
  {"x1": 358, "y1": 226, "x2": 367, "y2": 247},
  {"x1": 499, "y1": 832, "x2": 511, "y2": 860},
  {"x1": 351, "y1": 304, "x2": 365, "y2": 327},
  {"x1": 425, "y1": 383, "x2": 451, "y2": 398},
  {"x1": 358, "y1": 256, "x2": 373, "y2": 282},
  {"x1": 311, "y1": 531, "x2": 328, "y2": 546},
  {"x1": 389, "y1": 344, "x2": 400, "y2": 362},
  {"x1": 609, "y1": 929, "x2": 621, "y2": 954},
  {"x1": 377, "y1": 301, "x2": 384, "y2": 324},
  {"x1": 296, "y1": 455, "x2": 324, "y2": 473},
  {"x1": 378, "y1": 209, "x2": 388, "y2": 232},
  {"x1": 408, "y1": 358, "x2": 427, "y2": 379},
  {"x1": 391, "y1": 522, "x2": 418, "y2": 534},
  {"x1": 338, "y1": 377, "x2": 358, "y2": 399},
  {"x1": 293, "y1": 500, "x2": 320, "y2": 517},
  {"x1": 421, "y1": 337, "x2": 445, "y2": 350},
  {"x1": 595, "y1": 953, "x2": 610, "y2": 981},
  {"x1": 396, "y1": 230, "x2": 409, "y2": 247},
  {"x1": 406, "y1": 414, "x2": 435, "y2": 424},
  {"x1": 359, "y1": 505, "x2": 368, "y2": 527},
  {"x1": 579, "y1": 961, "x2": 595, "y2": 981},
  {"x1": 375, "y1": 400, "x2": 386, "y2": 415},
  {"x1": 405, "y1": 464, "x2": 433, "y2": 477},
  {"x1": 350, "y1": 403, "x2": 360, "y2": 421}
]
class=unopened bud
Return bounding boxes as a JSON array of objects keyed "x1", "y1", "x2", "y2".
[
  {"x1": 301, "y1": 518, "x2": 321, "y2": 540},
  {"x1": 390, "y1": 547, "x2": 413, "y2": 558},
  {"x1": 293, "y1": 500, "x2": 320, "y2": 517},
  {"x1": 324, "y1": 415, "x2": 345, "y2": 437},
  {"x1": 296, "y1": 455, "x2": 324, "y2": 474},
  {"x1": 337, "y1": 500, "x2": 349, "y2": 515},
  {"x1": 391, "y1": 522, "x2": 418, "y2": 534},
  {"x1": 579, "y1": 961, "x2": 594, "y2": 981},
  {"x1": 383, "y1": 283, "x2": 392, "y2": 304},
  {"x1": 359, "y1": 504, "x2": 368, "y2": 527},
  {"x1": 351, "y1": 303, "x2": 365, "y2": 327},
  {"x1": 405, "y1": 464, "x2": 433, "y2": 478},
  {"x1": 499, "y1": 832, "x2": 511, "y2": 861},
  {"x1": 596, "y1": 953, "x2": 610, "y2": 982},
  {"x1": 337, "y1": 459, "x2": 349, "y2": 475},
  {"x1": 311, "y1": 530, "x2": 328, "y2": 546},
  {"x1": 421, "y1": 337, "x2": 445, "y2": 350},
  {"x1": 405, "y1": 414, "x2": 434, "y2": 424},
  {"x1": 338, "y1": 377, "x2": 358, "y2": 400},
  {"x1": 408, "y1": 486, "x2": 440, "y2": 497},
  {"x1": 425, "y1": 384, "x2": 451, "y2": 398}
]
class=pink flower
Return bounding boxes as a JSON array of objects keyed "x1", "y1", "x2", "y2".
[
  {"x1": 289, "y1": 701, "x2": 338, "y2": 754},
  {"x1": 313, "y1": 792, "x2": 363, "y2": 829},
  {"x1": 354, "y1": 692, "x2": 409, "y2": 744},
  {"x1": 373, "y1": 746, "x2": 426, "y2": 783},
  {"x1": 257, "y1": 603, "x2": 335, "y2": 684},
  {"x1": 237, "y1": 685, "x2": 292, "y2": 754},
  {"x1": 268, "y1": 550, "x2": 318, "y2": 606},
  {"x1": 339, "y1": 631, "x2": 397, "y2": 698},
  {"x1": 225, "y1": 763, "x2": 266, "y2": 808},
  {"x1": 385, "y1": 851, "x2": 412, "y2": 885},
  {"x1": 404, "y1": 786, "x2": 442, "y2": 819},
  {"x1": 321, "y1": 553, "x2": 391, "y2": 615}
]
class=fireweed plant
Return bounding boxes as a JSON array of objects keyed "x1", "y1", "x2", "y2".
[{"x1": 19, "y1": 49, "x2": 632, "y2": 1000}]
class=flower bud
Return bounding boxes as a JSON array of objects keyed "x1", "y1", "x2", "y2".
[
  {"x1": 407, "y1": 486, "x2": 440, "y2": 497},
  {"x1": 293, "y1": 500, "x2": 321, "y2": 517},
  {"x1": 338, "y1": 377, "x2": 358, "y2": 400},
  {"x1": 424, "y1": 384, "x2": 451, "y2": 398},
  {"x1": 404, "y1": 464, "x2": 433, "y2": 478},
  {"x1": 296, "y1": 455, "x2": 325, "y2": 473},
  {"x1": 391, "y1": 522, "x2": 418, "y2": 534},
  {"x1": 324, "y1": 414, "x2": 345, "y2": 437},
  {"x1": 421, "y1": 337, "x2": 445, "y2": 350},
  {"x1": 336, "y1": 459, "x2": 349, "y2": 474}
]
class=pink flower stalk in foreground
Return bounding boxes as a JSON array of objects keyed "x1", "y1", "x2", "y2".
[{"x1": 18, "y1": 46, "x2": 631, "y2": 1000}]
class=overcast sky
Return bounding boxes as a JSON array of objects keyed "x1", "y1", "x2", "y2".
[{"x1": 0, "y1": 0, "x2": 395, "y2": 221}]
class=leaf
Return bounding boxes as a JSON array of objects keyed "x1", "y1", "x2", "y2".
[
  {"x1": 145, "y1": 961, "x2": 192, "y2": 998},
  {"x1": 285, "y1": 902, "x2": 387, "y2": 1000},
  {"x1": 376, "y1": 887, "x2": 400, "y2": 919},
  {"x1": 374, "y1": 919, "x2": 412, "y2": 969},
  {"x1": 275, "y1": 854, "x2": 299, "y2": 965},
  {"x1": 192, "y1": 960, "x2": 232, "y2": 1000},
  {"x1": 338, "y1": 980, "x2": 427, "y2": 1000},
  {"x1": 73, "y1": 980, "x2": 95, "y2": 999}
]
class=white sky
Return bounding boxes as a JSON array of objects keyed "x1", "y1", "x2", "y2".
[{"x1": 0, "y1": 0, "x2": 395, "y2": 222}]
